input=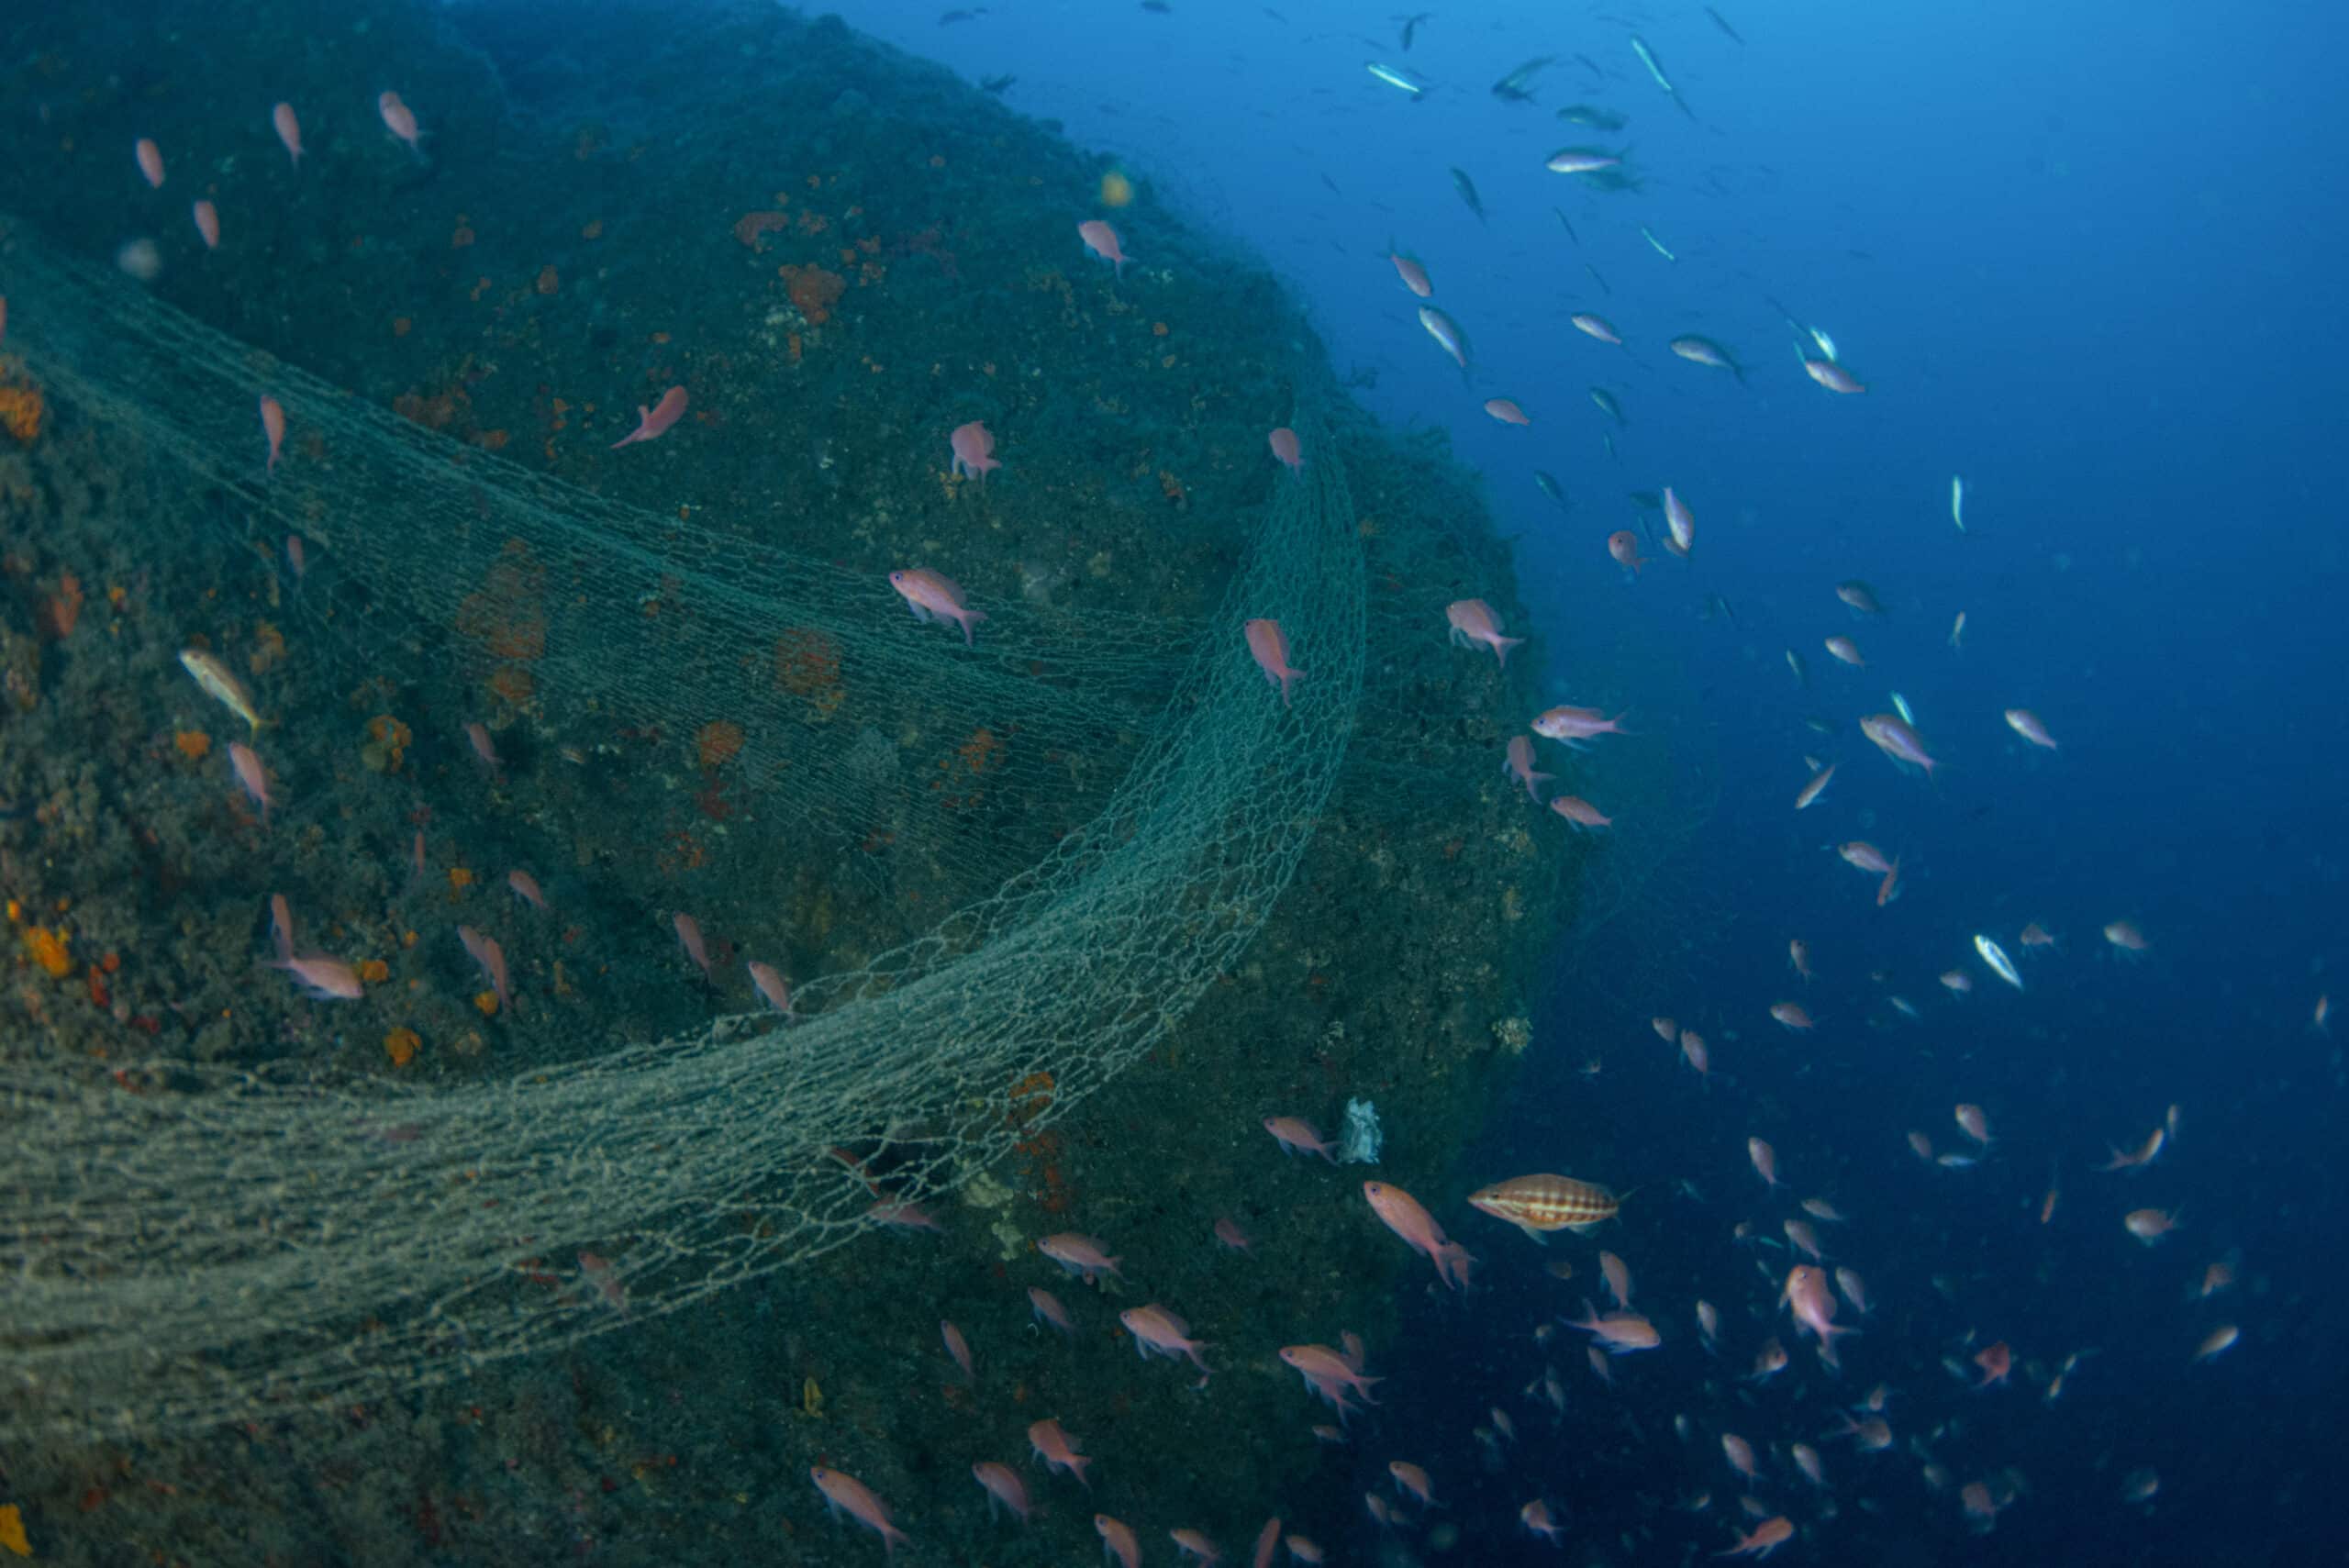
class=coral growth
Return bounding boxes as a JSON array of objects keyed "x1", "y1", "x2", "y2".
[{"x1": 778, "y1": 264, "x2": 845, "y2": 325}]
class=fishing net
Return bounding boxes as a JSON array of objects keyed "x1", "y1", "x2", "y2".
[{"x1": 0, "y1": 225, "x2": 1366, "y2": 1438}]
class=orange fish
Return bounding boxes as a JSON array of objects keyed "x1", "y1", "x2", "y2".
[
  {"x1": 1446, "y1": 599, "x2": 1525, "y2": 666},
  {"x1": 1078, "y1": 218, "x2": 1130, "y2": 277},
  {"x1": 810, "y1": 1467, "x2": 908, "y2": 1556},
  {"x1": 1717, "y1": 1515, "x2": 1794, "y2": 1557},
  {"x1": 1550, "y1": 794, "x2": 1612, "y2": 831},
  {"x1": 1364, "y1": 1181, "x2": 1473, "y2": 1289},
  {"x1": 1465, "y1": 1173, "x2": 1621, "y2": 1240},
  {"x1": 611, "y1": 385, "x2": 688, "y2": 448},
  {"x1": 1244, "y1": 617, "x2": 1304, "y2": 706},
  {"x1": 890, "y1": 567, "x2": 987, "y2": 646},
  {"x1": 272, "y1": 102, "x2": 303, "y2": 165},
  {"x1": 377, "y1": 92, "x2": 423, "y2": 154},
  {"x1": 260, "y1": 395, "x2": 287, "y2": 474}
]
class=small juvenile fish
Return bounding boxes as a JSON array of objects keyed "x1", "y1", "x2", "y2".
[
  {"x1": 611, "y1": 386, "x2": 687, "y2": 448},
  {"x1": 1640, "y1": 225, "x2": 1676, "y2": 261},
  {"x1": 180, "y1": 648, "x2": 261, "y2": 731}
]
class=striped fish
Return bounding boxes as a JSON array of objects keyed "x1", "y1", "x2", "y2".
[{"x1": 1466, "y1": 1173, "x2": 1620, "y2": 1240}]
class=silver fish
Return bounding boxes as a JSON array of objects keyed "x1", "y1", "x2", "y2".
[{"x1": 1973, "y1": 934, "x2": 2023, "y2": 991}]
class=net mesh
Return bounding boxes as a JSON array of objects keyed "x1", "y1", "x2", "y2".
[{"x1": 0, "y1": 223, "x2": 1365, "y2": 1438}]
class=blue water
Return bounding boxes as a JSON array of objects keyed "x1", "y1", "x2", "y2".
[{"x1": 840, "y1": 2, "x2": 2344, "y2": 1562}]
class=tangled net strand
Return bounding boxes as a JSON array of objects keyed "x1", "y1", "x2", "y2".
[{"x1": 0, "y1": 222, "x2": 1366, "y2": 1438}]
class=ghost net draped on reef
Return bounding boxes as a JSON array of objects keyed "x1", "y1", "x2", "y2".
[{"x1": 0, "y1": 226, "x2": 1367, "y2": 1439}]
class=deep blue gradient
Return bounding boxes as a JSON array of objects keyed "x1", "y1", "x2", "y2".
[{"x1": 838, "y1": 1, "x2": 2342, "y2": 1561}]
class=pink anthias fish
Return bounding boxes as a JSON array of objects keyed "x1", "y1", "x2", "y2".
[
  {"x1": 1549, "y1": 795, "x2": 1612, "y2": 832},
  {"x1": 1387, "y1": 1461, "x2": 1439, "y2": 1508},
  {"x1": 227, "y1": 740, "x2": 273, "y2": 825},
  {"x1": 272, "y1": 103, "x2": 303, "y2": 165},
  {"x1": 1770, "y1": 1001, "x2": 1815, "y2": 1031},
  {"x1": 1749, "y1": 1136, "x2": 1781, "y2": 1187},
  {"x1": 1029, "y1": 1285, "x2": 1075, "y2": 1336},
  {"x1": 465, "y1": 720, "x2": 502, "y2": 779},
  {"x1": 1783, "y1": 1263, "x2": 1856, "y2": 1367},
  {"x1": 1445, "y1": 599, "x2": 1525, "y2": 667},
  {"x1": 507, "y1": 869, "x2": 548, "y2": 910},
  {"x1": 1119, "y1": 1304, "x2": 1212, "y2": 1380},
  {"x1": 1531, "y1": 704, "x2": 1629, "y2": 748},
  {"x1": 135, "y1": 137, "x2": 165, "y2": 188},
  {"x1": 1097, "y1": 1515, "x2": 1141, "y2": 1568},
  {"x1": 1244, "y1": 617, "x2": 1304, "y2": 707},
  {"x1": 809, "y1": 1466, "x2": 909, "y2": 1558},
  {"x1": 673, "y1": 912, "x2": 712, "y2": 974},
  {"x1": 268, "y1": 893, "x2": 297, "y2": 962},
  {"x1": 1029, "y1": 1418, "x2": 1093, "y2": 1487},
  {"x1": 973, "y1": 1461, "x2": 1030, "y2": 1523},
  {"x1": 1484, "y1": 397, "x2": 1531, "y2": 426},
  {"x1": 1278, "y1": 1343, "x2": 1383, "y2": 1419},
  {"x1": 1860, "y1": 713, "x2": 1939, "y2": 777},
  {"x1": 950, "y1": 419, "x2": 1001, "y2": 482},
  {"x1": 747, "y1": 960, "x2": 794, "y2": 1018},
  {"x1": 1268, "y1": 426, "x2": 1303, "y2": 472},
  {"x1": 1387, "y1": 251, "x2": 1432, "y2": 298},
  {"x1": 192, "y1": 200, "x2": 220, "y2": 250},
  {"x1": 1251, "y1": 1518, "x2": 1283, "y2": 1568},
  {"x1": 1363, "y1": 1181, "x2": 1475, "y2": 1291},
  {"x1": 1561, "y1": 1301, "x2": 1660, "y2": 1353},
  {"x1": 271, "y1": 953, "x2": 364, "y2": 1001},
  {"x1": 1038, "y1": 1232, "x2": 1123, "y2": 1284},
  {"x1": 260, "y1": 395, "x2": 287, "y2": 474},
  {"x1": 1608, "y1": 529, "x2": 1645, "y2": 574},
  {"x1": 1078, "y1": 219, "x2": 1130, "y2": 277},
  {"x1": 1213, "y1": 1216, "x2": 1252, "y2": 1253},
  {"x1": 611, "y1": 385, "x2": 687, "y2": 448},
  {"x1": 1264, "y1": 1115, "x2": 1338, "y2": 1162},
  {"x1": 1502, "y1": 736, "x2": 1553, "y2": 803},
  {"x1": 889, "y1": 567, "x2": 987, "y2": 646},
  {"x1": 377, "y1": 91, "x2": 423, "y2": 154},
  {"x1": 941, "y1": 1318, "x2": 974, "y2": 1382},
  {"x1": 458, "y1": 924, "x2": 510, "y2": 1011}
]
